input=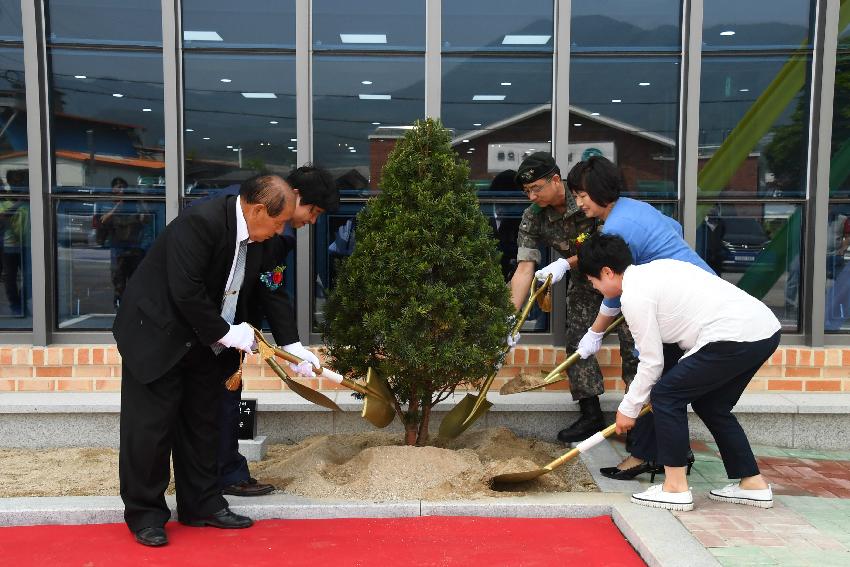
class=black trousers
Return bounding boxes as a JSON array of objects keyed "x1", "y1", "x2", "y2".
[
  {"x1": 650, "y1": 331, "x2": 781, "y2": 478},
  {"x1": 119, "y1": 344, "x2": 229, "y2": 532},
  {"x1": 218, "y1": 384, "x2": 251, "y2": 488},
  {"x1": 626, "y1": 343, "x2": 685, "y2": 462}
]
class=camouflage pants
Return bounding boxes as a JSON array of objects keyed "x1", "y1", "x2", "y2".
[{"x1": 564, "y1": 284, "x2": 638, "y2": 401}]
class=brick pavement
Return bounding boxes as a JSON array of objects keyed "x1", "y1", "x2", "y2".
[{"x1": 606, "y1": 438, "x2": 850, "y2": 566}]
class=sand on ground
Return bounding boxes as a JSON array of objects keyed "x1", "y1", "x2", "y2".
[{"x1": 0, "y1": 427, "x2": 596, "y2": 500}]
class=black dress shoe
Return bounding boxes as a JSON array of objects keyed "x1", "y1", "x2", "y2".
[
  {"x1": 182, "y1": 507, "x2": 254, "y2": 529},
  {"x1": 134, "y1": 526, "x2": 167, "y2": 547},
  {"x1": 222, "y1": 478, "x2": 275, "y2": 497},
  {"x1": 600, "y1": 461, "x2": 664, "y2": 482}
]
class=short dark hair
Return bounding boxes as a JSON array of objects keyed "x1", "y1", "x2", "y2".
[
  {"x1": 577, "y1": 233, "x2": 634, "y2": 278},
  {"x1": 286, "y1": 165, "x2": 339, "y2": 213},
  {"x1": 111, "y1": 176, "x2": 129, "y2": 188},
  {"x1": 567, "y1": 156, "x2": 624, "y2": 207},
  {"x1": 239, "y1": 174, "x2": 289, "y2": 217}
]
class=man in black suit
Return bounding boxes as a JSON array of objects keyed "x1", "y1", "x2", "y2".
[
  {"x1": 214, "y1": 165, "x2": 340, "y2": 497},
  {"x1": 113, "y1": 174, "x2": 298, "y2": 547}
]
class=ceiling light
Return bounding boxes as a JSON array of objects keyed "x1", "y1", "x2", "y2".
[
  {"x1": 473, "y1": 123, "x2": 482, "y2": 127},
  {"x1": 232, "y1": 148, "x2": 239, "y2": 152},
  {"x1": 359, "y1": 94, "x2": 391, "y2": 100},
  {"x1": 462, "y1": 139, "x2": 470, "y2": 143},
  {"x1": 183, "y1": 31, "x2": 224, "y2": 42},
  {"x1": 502, "y1": 34, "x2": 551, "y2": 45},
  {"x1": 720, "y1": 30, "x2": 735, "y2": 36},
  {"x1": 241, "y1": 92, "x2": 277, "y2": 98},
  {"x1": 287, "y1": 146, "x2": 294, "y2": 150},
  {"x1": 472, "y1": 95, "x2": 505, "y2": 101},
  {"x1": 573, "y1": 123, "x2": 582, "y2": 127},
  {"x1": 185, "y1": 128, "x2": 194, "y2": 132},
  {"x1": 74, "y1": 75, "x2": 86, "y2": 79},
  {"x1": 269, "y1": 120, "x2": 278, "y2": 124},
  {"x1": 591, "y1": 112, "x2": 600, "y2": 116},
  {"x1": 739, "y1": 88, "x2": 750, "y2": 92},
  {"x1": 290, "y1": 138, "x2": 297, "y2": 142},
  {"x1": 501, "y1": 82, "x2": 512, "y2": 86},
  {"x1": 340, "y1": 34, "x2": 387, "y2": 44},
  {"x1": 611, "y1": 99, "x2": 622, "y2": 103},
  {"x1": 202, "y1": 137, "x2": 210, "y2": 140},
  {"x1": 376, "y1": 125, "x2": 415, "y2": 130},
  {"x1": 361, "y1": 80, "x2": 373, "y2": 85},
  {"x1": 372, "y1": 122, "x2": 381, "y2": 125},
  {"x1": 142, "y1": 108, "x2": 152, "y2": 112},
  {"x1": 638, "y1": 82, "x2": 651, "y2": 86},
  {"x1": 220, "y1": 78, "x2": 232, "y2": 83},
  {"x1": 226, "y1": 145, "x2": 233, "y2": 149},
  {"x1": 112, "y1": 93, "x2": 124, "y2": 98}
]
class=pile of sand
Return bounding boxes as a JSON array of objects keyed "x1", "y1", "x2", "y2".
[
  {"x1": 0, "y1": 428, "x2": 596, "y2": 500},
  {"x1": 499, "y1": 372, "x2": 557, "y2": 395}
]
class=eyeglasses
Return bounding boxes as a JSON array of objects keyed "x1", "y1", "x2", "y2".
[{"x1": 522, "y1": 179, "x2": 549, "y2": 196}]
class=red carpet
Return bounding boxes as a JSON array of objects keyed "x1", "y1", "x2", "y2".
[{"x1": 1, "y1": 516, "x2": 644, "y2": 566}]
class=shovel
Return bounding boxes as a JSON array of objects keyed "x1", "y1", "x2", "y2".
[
  {"x1": 499, "y1": 315, "x2": 625, "y2": 395},
  {"x1": 437, "y1": 274, "x2": 553, "y2": 440},
  {"x1": 253, "y1": 328, "x2": 397, "y2": 428},
  {"x1": 491, "y1": 405, "x2": 652, "y2": 484}
]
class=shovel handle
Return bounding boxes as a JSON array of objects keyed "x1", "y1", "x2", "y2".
[{"x1": 541, "y1": 314, "x2": 625, "y2": 383}]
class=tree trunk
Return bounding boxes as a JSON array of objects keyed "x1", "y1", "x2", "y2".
[
  {"x1": 404, "y1": 397, "x2": 420, "y2": 446},
  {"x1": 416, "y1": 402, "x2": 432, "y2": 446}
]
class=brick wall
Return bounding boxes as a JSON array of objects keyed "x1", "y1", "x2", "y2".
[{"x1": 0, "y1": 345, "x2": 847, "y2": 393}]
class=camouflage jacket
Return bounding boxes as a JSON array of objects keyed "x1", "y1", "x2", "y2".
[{"x1": 516, "y1": 194, "x2": 599, "y2": 293}]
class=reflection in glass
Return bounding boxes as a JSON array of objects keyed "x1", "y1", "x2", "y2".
[
  {"x1": 313, "y1": 55, "x2": 424, "y2": 192},
  {"x1": 570, "y1": 0, "x2": 681, "y2": 51},
  {"x1": 183, "y1": 53, "x2": 296, "y2": 195},
  {"x1": 695, "y1": 203, "x2": 801, "y2": 331},
  {"x1": 442, "y1": 56, "x2": 551, "y2": 188},
  {"x1": 830, "y1": 54, "x2": 850, "y2": 199},
  {"x1": 56, "y1": 199, "x2": 165, "y2": 329},
  {"x1": 698, "y1": 56, "x2": 811, "y2": 199},
  {"x1": 49, "y1": 49, "x2": 165, "y2": 195},
  {"x1": 312, "y1": 0, "x2": 424, "y2": 51},
  {"x1": 825, "y1": 204, "x2": 850, "y2": 332},
  {"x1": 47, "y1": 0, "x2": 162, "y2": 46},
  {"x1": 702, "y1": 0, "x2": 813, "y2": 50},
  {"x1": 0, "y1": 48, "x2": 31, "y2": 329},
  {"x1": 442, "y1": 0, "x2": 553, "y2": 52},
  {"x1": 0, "y1": 0, "x2": 22, "y2": 41},
  {"x1": 570, "y1": 57, "x2": 680, "y2": 198},
  {"x1": 182, "y1": 0, "x2": 295, "y2": 49}
]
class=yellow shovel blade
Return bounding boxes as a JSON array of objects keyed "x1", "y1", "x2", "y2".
[
  {"x1": 437, "y1": 393, "x2": 493, "y2": 440},
  {"x1": 265, "y1": 357, "x2": 342, "y2": 412},
  {"x1": 360, "y1": 367, "x2": 396, "y2": 428}
]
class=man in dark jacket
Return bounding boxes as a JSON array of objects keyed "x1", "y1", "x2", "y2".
[{"x1": 113, "y1": 174, "x2": 297, "y2": 547}]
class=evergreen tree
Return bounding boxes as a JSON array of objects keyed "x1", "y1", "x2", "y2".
[{"x1": 322, "y1": 118, "x2": 513, "y2": 445}]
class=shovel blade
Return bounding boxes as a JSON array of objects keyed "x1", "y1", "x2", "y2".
[
  {"x1": 361, "y1": 368, "x2": 396, "y2": 428},
  {"x1": 492, "y1": 468, "x2": 549, "y2": 484},
  {"x1": 438, "y1": 393, "x2": 493, "y2": 440},
  {"x1": 282, "y1": 375, "x2": 342, "y2": 412}
]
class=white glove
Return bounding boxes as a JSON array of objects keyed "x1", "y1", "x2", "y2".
[
  {"x1": 217, "y1": 322, "x2": 256, "y2": 354},
  {"x1": 506, "y1": 330, "x2": 521, "y2": 350},
  {"x1": 576, "y1": 328, "x2": 605, "y2": 359},
  {"x1": 282, "y1": 341, "x2": 320, "y2": 377},
  {"x1": 534, "y1": 258, "x2": 570, "y2": 284}
]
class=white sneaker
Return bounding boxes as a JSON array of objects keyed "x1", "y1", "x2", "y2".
[
  {"x1": 631, "y1": 484, "x2": 694, "y2": 511},
  {"x1": 708, "y1": 483, "x2": 773, "y2": 508}
]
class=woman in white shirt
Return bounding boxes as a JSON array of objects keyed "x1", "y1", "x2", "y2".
[{"x1": 577, "y1": 233, "x2": 781, "y2": 511}]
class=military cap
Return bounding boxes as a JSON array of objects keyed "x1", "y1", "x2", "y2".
[{"x1": 515, "y1": 152, "x2": 558, "y2": 185}]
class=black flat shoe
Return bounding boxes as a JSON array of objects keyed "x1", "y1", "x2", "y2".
[
  {"x1": 600, "y1": 461, "x2": 664, "y2": 482},
  {"x1": 134, "y1": 526, "x2": 167, "y2": 547},
  {"x1": 181, "y1": 507, "x2": 253, "y2": 529}
]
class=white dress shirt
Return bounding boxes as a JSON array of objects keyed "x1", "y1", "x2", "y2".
[{"x1": 618, "y1": 259, "x2": 781, "y2": 418}]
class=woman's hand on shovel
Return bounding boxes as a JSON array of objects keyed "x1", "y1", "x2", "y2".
[{"x1": 615, "y1": 410, "x2": 636, "y2": 435}]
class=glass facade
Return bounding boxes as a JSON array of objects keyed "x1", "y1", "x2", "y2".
[{"x1": 1, "y1": 0, "x2": 846, "y2": 345}]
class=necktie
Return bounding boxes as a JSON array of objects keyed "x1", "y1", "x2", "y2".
[{"x1": 213, "y1": 238, "x2": 247, "y2": 354}]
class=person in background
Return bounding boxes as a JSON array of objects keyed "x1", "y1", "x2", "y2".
[{"x1": 578, "y1": 233, "x2": 779, "y2": 511}]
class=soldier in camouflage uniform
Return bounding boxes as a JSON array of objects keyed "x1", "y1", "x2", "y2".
[{"x1": 509, "y1": 152, "x2": 638, "y2": 442}]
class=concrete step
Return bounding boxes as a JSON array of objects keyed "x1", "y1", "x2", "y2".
[{"x1": 1, "y1": 391, "x2": 849, "y2": 450}]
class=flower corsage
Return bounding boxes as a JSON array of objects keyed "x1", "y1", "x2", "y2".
[{"x1": 260, "y1": 265, "x2": 286, "y2": 291}]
